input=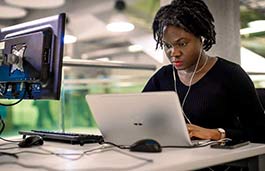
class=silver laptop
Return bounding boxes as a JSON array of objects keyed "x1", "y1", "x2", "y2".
[{"x1": 85, "y1": 91, "x2": 207, "y2": 147}]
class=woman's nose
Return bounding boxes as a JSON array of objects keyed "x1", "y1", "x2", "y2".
[{"x1": 169, "y1": 46, "x2": 182, "y2": 57}]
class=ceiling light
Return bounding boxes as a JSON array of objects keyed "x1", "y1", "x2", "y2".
[
  {"x1": 248, "y1": 20, "x2": 265, "y2": 28},
  {"x1": 241, "y1": 47, "x2": 265, "y2": 73},
  {"x1": 240, "y1": 27, "x2": 265, "y2": 35},
  {"x1": 64, "y1": 17, "x2": 77, "y2": 44},
  {"x1": 106, "y1": 0, "x2": 135, "y2": 33},
  {"x1": 240, "y1": 20, "x2": 265, "y2": 35},
  {"x1": 128, "y1": 44, "x2": 143, "y2": 52},
  {"x1": 5, "y1": 0, "x2": 65, "y2": 9},
  {"x1": 106, "y1": 21, "x2": 135, "y2": 32},
  {"x1": 64, "y1": 34, "x2": 77, "y2": 44},
  {"x1": 0, "y1": 5, "x2": 27, "y2": 19}
]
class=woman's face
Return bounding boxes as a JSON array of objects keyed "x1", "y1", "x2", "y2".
[{"x1": 162, "y1": 25, "x2": 203, "y2": 72}]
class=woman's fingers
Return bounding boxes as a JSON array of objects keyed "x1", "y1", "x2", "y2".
[{"x1": 187, "y1": 124, "x2": 212, "y2": 139}]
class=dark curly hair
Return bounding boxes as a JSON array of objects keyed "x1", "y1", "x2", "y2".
[{"x1": 152, "y1": 0, "x2": 216, "y2": 51}]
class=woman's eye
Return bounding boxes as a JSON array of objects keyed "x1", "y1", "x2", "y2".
[
  {"x1": 179, "y1": 42, "x2": 187, "y2": 47},
  {"x1": 164, "y1": 43, "x2": 172, "y2": 49}
]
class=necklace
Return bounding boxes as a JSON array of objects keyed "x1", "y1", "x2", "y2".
[{"x1": 195, "y1": 55, "x2": 209, "y2": 73}]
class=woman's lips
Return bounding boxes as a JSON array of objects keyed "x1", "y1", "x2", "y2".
[{"x1": 173, "y1": 61, "x2": 183, "y2": 67}]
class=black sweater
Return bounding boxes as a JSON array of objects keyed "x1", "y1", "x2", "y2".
[{"x1": 143, "y1": 57, "x2": 265, "y2": 143}]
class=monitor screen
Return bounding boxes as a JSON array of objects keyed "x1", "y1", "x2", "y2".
[{"x1": 0, "y1": 13, "x2": 65, "y2": 100}]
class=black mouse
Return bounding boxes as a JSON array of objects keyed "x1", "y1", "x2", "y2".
[
  {"x1": 130, "y1": 139, "x2": 162, "y2": 153},
  {"x1": 18, "y1": 135, "x2": 44, "y2": 148}
]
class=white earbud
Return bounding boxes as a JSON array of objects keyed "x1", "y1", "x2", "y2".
[{"x1": 201, "y1": 37, "x2": 205, "y2": 44}]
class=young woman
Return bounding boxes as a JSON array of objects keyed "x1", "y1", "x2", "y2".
[{"x1": 143, "y1": 0, "x2": 265, "y2": 144}]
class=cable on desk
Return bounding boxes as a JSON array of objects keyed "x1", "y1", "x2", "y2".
[
  {"x1": 101, "y1": 138, "x2": 231, "y2": 150},
  {"x1": 0, "y1": 145, "x2": 153, "y2": 171},
  {"x1": 0, "y1": 115, "x2": 20, "y2": 143},
  {"x1": 0, "y1": 115, "x2": 4, "y2": 135},
  {"x1": 0, "y1": 141, "x2": 20, "y2": 150},
  {"x1": 0, "y1": 137, "x2": 20, "y2": 143},
  {"x1": 0, "y1": 161, "x2": 59, "y2": 171},
  {"x1": 0, "y1": 85, "x2": 28, "y2": 161},
  {"x1": 0, "y1": 152, "x2": 18, "y2": 159},
  {"x1": 0, "y1": 146, "x2": 20, "y2": 150},
  {"x1": 99, "y1": 141, "x2": 130, "y2": 149},
  {"x1": 38, "y1": 145, "x2": 108, "y2": 161},
  {"x1": 40, "y1": 144, "x2": 153, "y2": 164},
  {"x1": 101, "y1": 139, "x2": 237, "y2": 171},
  {"x1": 0, "y1": 142, "x2": 17, "y2": 146},
  {"x1": 0, "y1": 145, "x2": 109, "y2": 162},
  {"x1": 162, "y1": 138, "x2": 232, "y2": 148},
  {"x1": 0, "y1": 160, "x2": 152, "y2": 171},
  {"x1": 0, "y1": 115, "x2": 21, "y2": 159},
  {"x1": 0, "y1": 146, "x2": 100, "y2": 162},
  {"x1": 97, "y1": 142, "x2": 153, "y2": 163}
]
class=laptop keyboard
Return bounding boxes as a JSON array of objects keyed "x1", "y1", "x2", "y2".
[{"x1": 18, "y1": 130, "x2": 103, "y2": 145}]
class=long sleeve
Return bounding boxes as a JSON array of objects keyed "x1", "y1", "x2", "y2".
[
  {"x1": 142, "y1": 57, "x2": 265, "y2": 143},
  {"x1": 227, "y1": 64, "x2": 265, "y2": 143},
  {"x1": 143, "y1": 65, "x2": 175, "y2": 92}
]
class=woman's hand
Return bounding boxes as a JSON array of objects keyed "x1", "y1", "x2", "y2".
[{"x1": 187, "y1": 124, "x2": 221, "y2": 140}]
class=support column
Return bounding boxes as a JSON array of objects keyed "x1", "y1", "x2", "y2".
[{"x1": 204, "y1": 0, "x2": 241, "y2": 64}]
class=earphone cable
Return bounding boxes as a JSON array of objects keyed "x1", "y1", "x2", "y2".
[
  {"x1": 181, "y1": 47, "x2": 203, "y2": 109},
  {"x1": 172, "y1": 64, "x2": 192, "y2": 124},
  {"x1": 172, "y1": 46, "x2": 204, "y2": 124}
]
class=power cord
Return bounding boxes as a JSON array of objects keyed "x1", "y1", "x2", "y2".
[
  {"x1": 0, "y1": 145, "x2": 152, "y2": 171},
  {"x1": 0, "y1": 115, "x2": 20, "y2": 143},
  {"x1": 100, "y1": 138, "x2": 231, "y2": 150},
  {"x1": 0, "y1": 86, "x2": 25, "y2": 157},
  {"x1": 0, "y1": 83, "x2": 27, "y2": 106},
  {"x1": 37, "y1": 145, "x2": 109, "y2": 161},
  {"x1": 0, "y1": 114, "x2": 21, "y2": 159},
  {"x1": 99, "y1": 141, "x2": 130, "y2": 149},
  {"x1": 162, "y1": 138, "x2": 232, "y2": 148},
  {"x1": 0, "y1": 151, "x2": 18, "y2": 159},
  {"x1": 0, "y1": 115, "x2": 4, "y2": 135}
]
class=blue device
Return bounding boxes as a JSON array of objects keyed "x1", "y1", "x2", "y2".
[{"x1": 0, "y1": 13, "x2": 65, "y2": 100}]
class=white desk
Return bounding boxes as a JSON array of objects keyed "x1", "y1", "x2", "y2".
[{"x1": 0, "y1": 140, "x2": 265, "y2": 171}]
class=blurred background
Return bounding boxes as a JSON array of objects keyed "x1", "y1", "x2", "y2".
[{"x1": 0, "y1": 0, "x2": 265, "y2": 135}]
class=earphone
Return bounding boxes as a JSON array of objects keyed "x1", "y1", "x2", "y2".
[
  {"x1": 201, "y1": 36, "x2": 205, "y2": 43},
  {"x1": 172, "y1": 39, "x2": 204, "y2": 124}
]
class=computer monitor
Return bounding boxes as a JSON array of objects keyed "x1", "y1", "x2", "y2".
[{"x1": 0, "y1": 13, "x2": 65, "y2": 100}]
